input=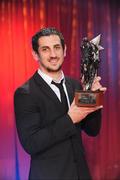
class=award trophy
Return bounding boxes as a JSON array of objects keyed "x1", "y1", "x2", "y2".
[{"x1": 75, "y1": 35, "x2": 104, "y2": 107}]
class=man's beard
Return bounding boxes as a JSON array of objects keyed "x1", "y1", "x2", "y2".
[{"x1": 46, "y1": 64, "x2": 62, "y2": 72}]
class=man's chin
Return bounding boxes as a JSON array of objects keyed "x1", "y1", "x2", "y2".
[{"x1": 46, "y1": 66, "x2": 62, "y2": 72}]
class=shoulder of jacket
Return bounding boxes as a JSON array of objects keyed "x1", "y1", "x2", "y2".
[
  {"x1": 14, "y1": 81, "x2": 30, "y2": 96},
  {"x1": 65, "y1": 76, "x2": 81, "y2": 86},
  {"x1": 14, "y1": 73, "x2": 36, "y2": 95}
]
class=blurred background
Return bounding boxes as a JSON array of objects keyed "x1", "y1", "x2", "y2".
[{"x1": 0, "y1": 0, "x2": 120, "y2": 179}]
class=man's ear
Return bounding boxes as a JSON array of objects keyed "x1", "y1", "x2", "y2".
[
  {"x1": 32, "y1": 50, "x2": 40, "y2": 61},
  {"x1": 64, "y1": 45, "x2": 67, "y2": 57}
]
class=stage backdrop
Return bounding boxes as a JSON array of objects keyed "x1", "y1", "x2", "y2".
[{"x1": 0, "y1": 0, "x2": 120, "y2": 179}]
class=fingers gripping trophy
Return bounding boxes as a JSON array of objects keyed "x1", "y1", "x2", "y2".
[{"x1": 75, "y1": 35, "x2": 104, "y2": 107}]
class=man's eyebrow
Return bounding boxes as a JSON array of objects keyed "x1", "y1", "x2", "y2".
[
  {"x1": 40, "y1": 45, "x2": 49, "y2": 49},
  {"x1": 54, "y1": 44, "x2": 61, "y2": 46},
  {"x1": 40, "y1": 44, "x2": 61, "y2": 48}
]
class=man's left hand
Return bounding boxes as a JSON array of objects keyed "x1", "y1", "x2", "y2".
[{"x1": 91, "y1": 76, "x2": 107, "y2": 92}]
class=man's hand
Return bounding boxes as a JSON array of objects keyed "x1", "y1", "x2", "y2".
[
  {"x1": 91, "y1": 76, "x2": 107, "y2": 92},
  {"x1": 68, "y1": 76, "x2": 107, "y2": 124},
  {"x1": 68, "y1": 99, "x2": 103, "y2": 124}
]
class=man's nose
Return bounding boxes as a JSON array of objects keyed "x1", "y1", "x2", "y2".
[{"x1": 50, "y1": 49, "x2": 56, "y2": 57}]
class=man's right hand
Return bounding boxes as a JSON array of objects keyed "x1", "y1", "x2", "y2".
[{"x1": 68, "y1": 98, "x2": 103, "y2": 124}]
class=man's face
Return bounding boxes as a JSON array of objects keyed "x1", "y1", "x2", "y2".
[{"x1": 36, "y1": 35, "x2": 66, "y2": 74}]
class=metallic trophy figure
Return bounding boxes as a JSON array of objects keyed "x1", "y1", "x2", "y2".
[
  {"x1": 81, "y1": 35, "x2": 104, "y2": 90},
  {"x1": 75, "y1": 35, "x2": 104, "y2": 107}
]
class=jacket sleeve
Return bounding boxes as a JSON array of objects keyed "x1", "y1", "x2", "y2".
[
  {"x1": 14, "y1": 88, "x2": 77, "y2": 155},
  {"x1": 80, "y1": 109, "x2": 102, "y2": 136}
]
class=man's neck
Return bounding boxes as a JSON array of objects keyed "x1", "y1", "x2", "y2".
[{"x1": 39, "y1": 68, "x2": 63, "y2": 81}]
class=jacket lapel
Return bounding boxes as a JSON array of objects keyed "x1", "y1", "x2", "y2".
[
  {"x1": 33, "y1": 71, "x2": 75, "y2": 106},
  {"x1": 65, "y1": 77, "x2": 74, "y2": 105},
  {"x1": 33, "y1": 72, "x2": 62, "y2": 106}
]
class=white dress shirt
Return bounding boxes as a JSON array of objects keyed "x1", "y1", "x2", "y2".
[{"x1": 38, "y1": 69, "x2": 70, "y2": 108}]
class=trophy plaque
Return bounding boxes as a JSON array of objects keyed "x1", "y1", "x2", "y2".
[{"x1": 75, "y1": 35, "x2": 104, "y2": 107}]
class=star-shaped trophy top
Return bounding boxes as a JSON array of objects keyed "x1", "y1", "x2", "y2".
[
  {"x1": 90, "y1": 34, "x2": 104, "y2": 51},
  {"x1": 89, "y1": 34, "x2": 104, "y2": 61}
]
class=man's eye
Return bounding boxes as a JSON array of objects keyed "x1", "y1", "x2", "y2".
[
  {"x1": 42, "y1": 48, "x2": 48, "y2": 52},
  {"x1": 55, "y1": 46, "x2": 61, "y2": 50}
]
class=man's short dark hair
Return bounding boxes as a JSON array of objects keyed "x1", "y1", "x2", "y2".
[{"x1": 32, "y1": 27, "x2": 65, "y2": 54}]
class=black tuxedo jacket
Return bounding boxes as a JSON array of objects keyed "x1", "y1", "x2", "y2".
[{"x1": 14, "y1": 71, "x2": 101, "y2": 180}]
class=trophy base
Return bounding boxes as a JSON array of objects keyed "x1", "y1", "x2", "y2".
[{"x1": 75, "y1": 90, "x2": 104, "y2": 107}]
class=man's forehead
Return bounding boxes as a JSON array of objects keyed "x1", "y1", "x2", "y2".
[{"x1": 38, "y1": 35, "x2": 61, "y2": 46}]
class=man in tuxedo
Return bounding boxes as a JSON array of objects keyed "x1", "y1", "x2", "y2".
[{"x1": 14, "y1": 27, "x2": 106, "y2": 180}]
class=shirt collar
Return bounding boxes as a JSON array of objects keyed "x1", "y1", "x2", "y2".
[{"x1": 38, "y1": 69, "x2": 65, "y2": 85}]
